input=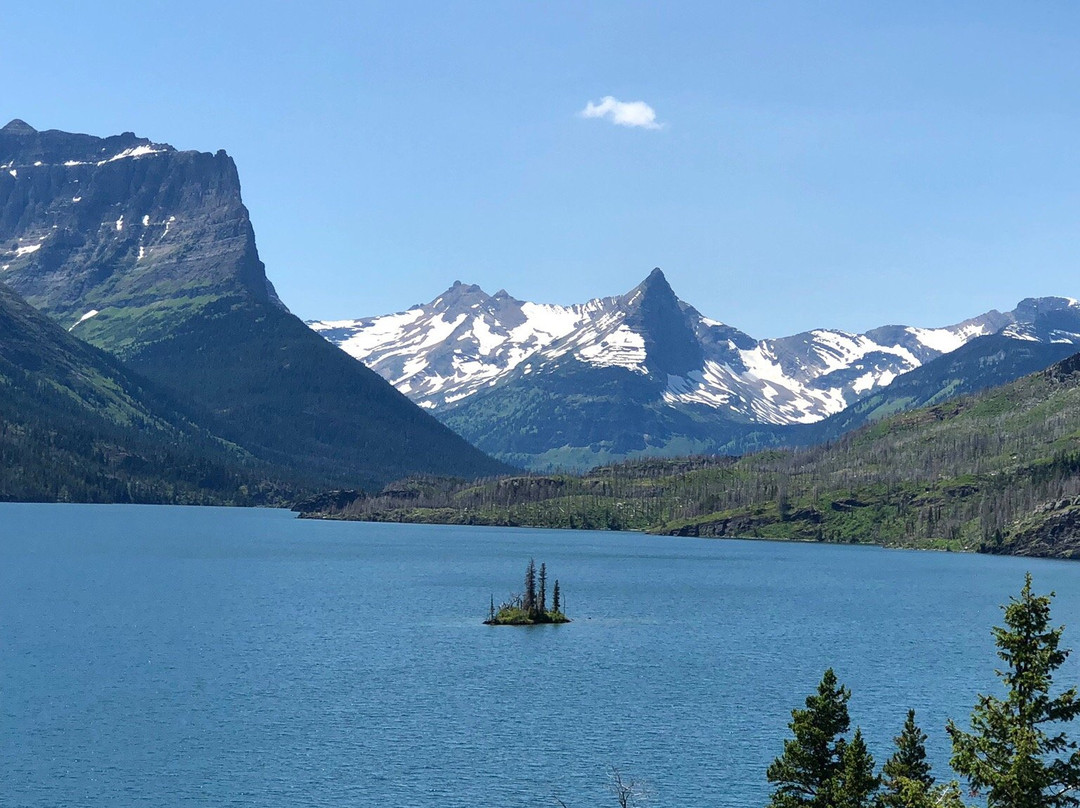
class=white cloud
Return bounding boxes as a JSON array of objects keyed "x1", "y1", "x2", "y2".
[{"x1": 580, "y1": 96, "x2": 664, "y2": 130}]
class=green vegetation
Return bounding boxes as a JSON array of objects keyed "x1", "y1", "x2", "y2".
[
  {"x1": 485, "y1": 559, "x2": 570, "y2": 625},
  {"x1": 0, "y1": 282, "x2": 298, "y2": 504},
  {"x1": 878, "y1": 711, "x2": 935, "y2": 808},
  {"x1": 767, "y1": 576, "x2": 1080, "y2": 808},
  {"x1": 298, "y1": 354, "x2": 1080, "y2": 558},
  {"x1": 116, "y1": 298, "x2": 510, "y2": 490},
  {"x1": 2, "y1": 126, "x2": 508, "y2": 494},
  {"x1": 765, "y1": 668, "x2": 880, "y2": 808},
  {"x1": 948, "y1": 574, "x2": 1080, "y2": 807}
]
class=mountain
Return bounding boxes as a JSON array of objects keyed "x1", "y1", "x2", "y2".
[
  {"x1": 0, "y1": 119, "x2": 508, "y2": 488},
  {"x1": 0, "y1": 280, "x2": 294, "y2": 502},
  {"x1": 311, "y1": 267, "x2": 1080, "y2": 468},
  {"x1": 803, "y1": 334, "x2": 1080, "y2": 442},
  {"x1": 297, "y1": 352, "x2": 1080, "y2": 559}
]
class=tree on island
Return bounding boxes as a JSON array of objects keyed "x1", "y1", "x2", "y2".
[
  {"x1": 539, "y1": 562, "x2": 547, "y2": 613},
  {"x1": 486, "y1": 559, "x2": 570, "y2": 625},
  {"x1": 524, "y1": 558, "x2": 537, "y2": 614},
  {"x1": 948, "y1": 573, "x2": 1080, "y2": 807}
]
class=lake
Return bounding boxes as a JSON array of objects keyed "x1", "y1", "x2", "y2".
[{"x1": 3, "y1": 503, "x2": 1080, "y2": 807}]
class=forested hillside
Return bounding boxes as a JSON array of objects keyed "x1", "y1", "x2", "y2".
[
  {"x1": 0, "y1": 282, "x2": 296, "y2": 503},
  {"x1": 297, "y1": 352, "x2": 1080, "y2": 558}
]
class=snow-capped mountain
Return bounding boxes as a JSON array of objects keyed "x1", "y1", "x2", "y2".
[
  {"x1": 311, "y1": 280, "x2": 609, "y2": 408},
  {"x1": 310, "y1": 268, "x2": 1080, "y2": 428}
]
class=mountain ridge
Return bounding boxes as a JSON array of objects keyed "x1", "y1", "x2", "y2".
[{"x1": 310, "y1": 269, "x2": 1080, "y2": 468}]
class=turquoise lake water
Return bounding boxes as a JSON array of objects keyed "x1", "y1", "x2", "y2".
[{"x1": 3, "y1": 503, "x2": 1080, "y2": 806}]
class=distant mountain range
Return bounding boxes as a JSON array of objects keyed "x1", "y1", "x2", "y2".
[
  {"x1": 310, "y1": 268, "x2": 1080, "y2": 468},
  {"x1": 0, "y1": 119, "x2": 508, "y2": 497}
]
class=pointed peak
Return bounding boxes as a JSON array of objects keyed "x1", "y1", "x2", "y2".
[
  {"x1": 639, "y1": 267, "x2": 673, "y2": 292},
  {"x1": 2, "y1": 119, "x2": 36, "y2": 135},
  {"x1": 431, "y1": 280, "x2": 491, "y2": 310},
  {"x1": 628, "y1": 266, "x2": 678, "y2": 304}
]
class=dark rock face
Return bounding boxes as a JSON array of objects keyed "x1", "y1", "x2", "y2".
[
  {"x1": 291, "y1": 489, "x2": 365, "y2": 514},
  {"x1": 999, "y1": 499, "x2": 1080, "y2": 559},
  {"x1": 623, "y1": 268, "x2": 704, "y2": 376},
  {"x1": 1, "y1": 119, "x2": 37, "y2": 136},
  {"x1": 1, "y1": 121, "x2": 508, "y2": 487},
  {"x1": 0, "y1": 122, "x2": 279, "y2": 348}
]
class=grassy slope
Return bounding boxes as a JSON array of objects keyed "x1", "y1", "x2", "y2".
[{"x1": 298, "y1": 353, "x2": 1080, "y2": 558}]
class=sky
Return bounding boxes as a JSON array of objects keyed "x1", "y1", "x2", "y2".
[{"x1": 4, "y1": 1, "x2": 1080, "y2": 337}]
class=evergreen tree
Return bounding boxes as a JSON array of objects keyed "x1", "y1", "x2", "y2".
[
  {"x1": 553, "y1": 580, "x2": 561, "y2": 614},
  {"x1": 948, "y1": 573, "x2": 1080, "y2": 807},
  {"x1": 523, "y1": 558, "x2": 537, "y2": 616},
  {"x1": 766, "y1": 668, "x2": 852, "y2": 808},
  {"x1": 837, "y1": 728, "x2": 880, "y2": 808},
  {"x1": 878, "y1": 710, "x2": 934, "y2": 808},
  {"x1": 539, "y1": 562, "x2": 547, "y2": 613}
]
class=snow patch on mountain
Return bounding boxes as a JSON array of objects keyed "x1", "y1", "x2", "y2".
[
  {"x1": 576, "y1": 324, "x2": 647, "y2": 371},
  {"x1": 906, "y1": 324, "x2": 987, "y2": 354},
  {"x1": 309, "y1": 286, "x2": 601, "y2": 408}
]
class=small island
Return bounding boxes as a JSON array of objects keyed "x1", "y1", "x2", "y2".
[{"x1": 486, "y1": 559, "x2": 570, "y2": 625}]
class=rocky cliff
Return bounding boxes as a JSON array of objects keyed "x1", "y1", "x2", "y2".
[{"x1": 0, "y1": 120, "x2": 508, "y2": 488}]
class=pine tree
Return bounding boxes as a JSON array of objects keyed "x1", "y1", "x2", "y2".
[
  {"x1": 837, "y1": 728, "x2": 879, "y2": 808},
  {"x1": 878, "y1": 709, "x2": 934, "y2": 808},
  {"x1": 766, "y1": 669, "x2": 852, "y2": 808},
  {"x1": 948, "y1": 573, "x2": 1080, "y2": 807},
  {"x1": 539, "y1": 562, "x2": 547, "y2": 613},
  {"x1": 523, "y1": 559, "x2": 537, "y2": 617},
  {"x1": 552, "y1": 580, "x2": 561, "y2": 614}
]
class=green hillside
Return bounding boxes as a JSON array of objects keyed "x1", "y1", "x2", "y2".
[
  {"x1": 0, "y1": 283, "x2": 296, "y2": 503},
  {"x1": 297, "y1": 352, "x2": 1080, "y2": 558}
]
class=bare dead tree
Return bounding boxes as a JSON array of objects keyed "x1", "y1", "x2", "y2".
[
  {"x1": 549, "y1": 766, "x2": 651, "y2": 808},
  {"x1": 608, "y1": 766, "x2": 651, "y2": 808}
]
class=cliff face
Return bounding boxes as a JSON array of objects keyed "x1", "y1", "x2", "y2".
[
  {"x1": 0, "y1": 119, "x2": 278, "y2": 352},
  {"x1": 0, "y1": 120, "x2": 508, "y2": 487}
]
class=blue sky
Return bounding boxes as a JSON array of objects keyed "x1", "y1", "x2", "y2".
[{"x1": 5, "y1": 2, "x2": 1080, "y2": 337}]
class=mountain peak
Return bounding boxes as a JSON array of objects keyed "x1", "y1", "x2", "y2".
[
  {"x1": 2, "y1": 119, "x2": 36, "y2": 135},
  {"x1": 630, "y1": 267, "x2": 675, "y2": 299},
  {"x1": 641, "y1": 267, "x2": 669, "y2": 288},
  {"x1": 621, "y1": 267, "x2": 703, "y2": 375},
  {"x1": 431, "y1": 280, "x2": 492, "y2": 312}
]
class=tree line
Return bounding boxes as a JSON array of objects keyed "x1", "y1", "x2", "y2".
[{"x1": 766, "y1": 575, "x2": 1080, "y2": 808}]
